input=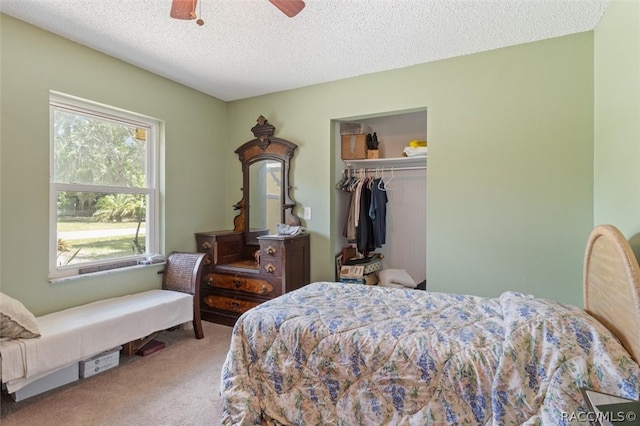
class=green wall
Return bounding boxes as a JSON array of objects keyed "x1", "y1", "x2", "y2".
[
  {"x1": 227, "y1": 32, "x2": 595, "y2": 306},
  {"x1": 594, "y1": 0, "x2": 640, "y2": 258},
  {"x1": 0, "y1": 15, "x2": 229, "y2": 315}
]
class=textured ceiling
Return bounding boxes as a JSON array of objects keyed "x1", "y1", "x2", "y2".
[{"x1": 0, "y1": 0, "x2": 609, "y2": 101}]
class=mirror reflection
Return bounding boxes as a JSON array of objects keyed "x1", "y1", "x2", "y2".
[{"x1": 249, "y1": 160, "x2": 282, "y2": 235}]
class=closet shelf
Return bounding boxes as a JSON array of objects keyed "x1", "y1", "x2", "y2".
[{"x1": 343, "y1": 156, "x2": 426, "y2": 169}]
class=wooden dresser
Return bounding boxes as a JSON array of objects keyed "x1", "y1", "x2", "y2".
[
  {"x1": 195, "y1": 230, "x2": 310, "y2": 326},
  {"x1": 197, "y1": 116, "x2": 310, "y2": 325}
]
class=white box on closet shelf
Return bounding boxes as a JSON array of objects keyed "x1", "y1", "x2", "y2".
[{"x1": 340, "y1": 122, "x2": 372, "y2": 135}]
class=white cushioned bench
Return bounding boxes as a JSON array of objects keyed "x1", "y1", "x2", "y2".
[{"x1": 0, "y1": 252, "x2": 205, "y2": 396}]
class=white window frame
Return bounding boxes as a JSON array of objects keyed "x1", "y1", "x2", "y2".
[{"x1": 49, "y1": 92, "x2": 160, "y2": 280}]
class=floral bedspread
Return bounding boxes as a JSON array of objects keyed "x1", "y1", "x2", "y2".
[{"x1": 221, "y1": 282, "x2": 640, "y2": 425}]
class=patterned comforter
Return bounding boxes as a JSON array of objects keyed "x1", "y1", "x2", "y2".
[{"x1": 221, "y1": 282, "x2": 640, "y2": 425}]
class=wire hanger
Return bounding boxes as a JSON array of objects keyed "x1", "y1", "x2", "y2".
[
  {"x1": 380, "y1": 167, "x2": 395, "y2": 191},
  {"x1": 336, "y1": 168, "x2": 348, "y2": 190}
]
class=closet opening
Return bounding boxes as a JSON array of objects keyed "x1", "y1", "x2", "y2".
[{"x1": 331, "y1": 108, "x2": 427, "y2": 287}]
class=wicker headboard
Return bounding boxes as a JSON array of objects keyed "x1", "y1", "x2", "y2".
[{"x1": 584, "y1": 224, "x2": 640, "y2": 364}]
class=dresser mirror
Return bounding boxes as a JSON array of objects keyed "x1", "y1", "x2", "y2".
[
  {"x1": 233, "y1": 115, "x2": 301, "y2": 243},
  {"x1": 248, "y1": 159, "x2": 282, "y2": 236}
]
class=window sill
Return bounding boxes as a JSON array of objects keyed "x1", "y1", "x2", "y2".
[{"x1": 49, "y1": 262, "x2": 166, "y2": 284}]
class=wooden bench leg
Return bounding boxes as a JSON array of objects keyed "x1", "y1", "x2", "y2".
[{"x1": 193, "y1": 311, "x2": 204, "y2": 339}]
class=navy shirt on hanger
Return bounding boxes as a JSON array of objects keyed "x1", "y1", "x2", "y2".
[{"x1": 370, "y1": 178, "x2": 388, "y2": 248}]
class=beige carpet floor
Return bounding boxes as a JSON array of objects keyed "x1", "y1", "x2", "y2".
[{"x1": 1, "y1": 321, "x2": 233, "y2": 426}]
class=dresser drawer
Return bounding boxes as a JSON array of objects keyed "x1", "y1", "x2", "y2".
[
  {"x1": 259, "y1": 240, "x2": 284, "y2": 277},
  {"x1": 195, "y1": 231, "x2": 244, "y2": 265},
  {"x1": 259, "y1": 260, "x2": 282, "y2": 277},
  {"x1": 202, "y1": 294, "x2": 261, "y2": 316},
  {"x1": 204, "y1": 273, "x2": 279, "y2": 297},
  {"x1": 259, "y1": 240, "x2": 284, "y2": 259}
]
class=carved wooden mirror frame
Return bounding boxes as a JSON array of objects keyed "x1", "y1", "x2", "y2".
[{"x1": 233, "y1": 116, "x2": 301, "y2": 234}]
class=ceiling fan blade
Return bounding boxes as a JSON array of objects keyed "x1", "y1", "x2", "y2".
[
  {"x1": 268, "y1": 0, "x2": 305, "y2": 18},
  {"x1": 170, "y1": 0, "x2": 197, "y2": 20}
]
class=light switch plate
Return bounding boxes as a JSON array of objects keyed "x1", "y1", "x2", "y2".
[{"x1": 303, "y1": 207, "x2": 312, "y2": 220}]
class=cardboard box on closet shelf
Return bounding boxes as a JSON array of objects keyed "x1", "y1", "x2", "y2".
[
  {"x1": 367, "y1": 150, "x2": 379, "y2": 159},
  {"x1": 341, "y1": 134, "x2": 368, "y2": 160}
]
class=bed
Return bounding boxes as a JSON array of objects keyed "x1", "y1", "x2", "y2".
[{"x1": 220, "y1": 225, "x2": 640, "y2": 425}]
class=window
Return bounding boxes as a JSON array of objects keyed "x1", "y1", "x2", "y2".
[{"x1": 49, "y1": 93, "x2": 160, "y2": 280}]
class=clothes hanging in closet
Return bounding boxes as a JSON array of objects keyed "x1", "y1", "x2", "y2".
[
  {"x1": 370, "y1": 178, "x2": 388, "y2": 248},
  {"x1": 339, "y1": 169, "x2": 388, "y2": 255},
  {"x1": 357, "y1": 181, "x2": 375, "y2": 254}
]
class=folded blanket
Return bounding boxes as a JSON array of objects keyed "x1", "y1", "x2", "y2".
[{"x1": 403, "y1": 146, "x2": 428, "y2": 157}]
